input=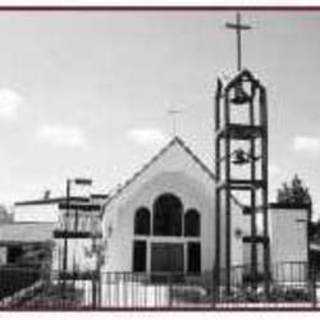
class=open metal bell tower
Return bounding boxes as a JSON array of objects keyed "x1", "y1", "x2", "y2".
[
  {"x1": 213, "y1": 12, "x2": 270, "y2": 298},
  {"x1": 214, "y1": 69, "x2": 270, "y2": 296}
]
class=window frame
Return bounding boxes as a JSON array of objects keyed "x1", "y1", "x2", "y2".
[
  {"x1": 187, "y1": 241, "x2": 201, "y2": 274},
  {"x1": 153, "y1": 193, "x2": 183, "y2": 236},
  {"x1": 184, "y1": 208, "x2": 201, "y2": 237},
  {"x1": 132, "y1": 240, "x2": 147, "y2": 272},
  {"x1": 134, "y1": 207, "x2": 151, "y2": 235}
]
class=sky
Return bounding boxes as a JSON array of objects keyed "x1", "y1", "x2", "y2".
[{"x1": 0, "y1": 10, "x2": 319, "y2": 217}]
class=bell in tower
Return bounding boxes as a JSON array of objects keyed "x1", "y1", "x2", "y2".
[{"x1": 231, "y1": 83, "x2": 251, "y2": 105}]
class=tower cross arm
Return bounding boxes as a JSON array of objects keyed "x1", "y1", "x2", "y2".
[{"x1": 225, "y1": 22, "x2": 252, "y2": 30}]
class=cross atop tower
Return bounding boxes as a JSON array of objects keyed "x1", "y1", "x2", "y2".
[{"x1": 226, "y1": 12, "x2": 252, "y2": 71}]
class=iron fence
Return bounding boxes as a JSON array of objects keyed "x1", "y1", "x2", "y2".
[{"x1": 0, "y1": 262, "x2": 319, "y2": 310}]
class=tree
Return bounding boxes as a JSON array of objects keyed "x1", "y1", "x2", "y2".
[
  {"x1": 276, "y1": 174, "x2": 312, "y2": 206},
  {"x1": 277, "y1": 174, "x2": 316, "y2": 239},
  {"x1": 0, "y1": 204, "x2": 13, "y2": 223}
]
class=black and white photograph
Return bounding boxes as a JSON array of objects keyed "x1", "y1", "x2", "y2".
[{"x1": 0, "y1": 6, "x2": 318, "y2": 311}]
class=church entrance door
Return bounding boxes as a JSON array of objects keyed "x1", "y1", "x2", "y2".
[{"x1": 151, "y1": 243, "x2": 183, "y2": 282}]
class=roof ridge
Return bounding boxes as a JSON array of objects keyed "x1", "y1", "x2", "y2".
[
  {"x1": 101, "y1": 136, "x2": 217, "y2": 214},
  {"x1": 102, "y1": 136, "x2": 177, "y2": 210},
  {"x1": 175, "y1": 138, "x2": 247, "y2": 210},
  {"x1": 173, "y1": 137, "x2": 215, "y2": 180},
  {"x1": 101, "y1": 135, "x2": 245, "y2": 215},
  {"x1": 0, "y1": 221, "x2": 56, "y2": 225}
]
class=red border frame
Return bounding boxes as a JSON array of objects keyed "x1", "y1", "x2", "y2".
[{"x1": 0, "y1": 6, "x2": 318, "y2": 11}]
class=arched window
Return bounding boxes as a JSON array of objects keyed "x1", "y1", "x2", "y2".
[
  {"x1": 134, "y1": 207, "x2": 150, "y2": 235},
  {"x1": 153, "y1": 193, "x2": 182, "y2": 236},
  {"x1": 184, "y1": 209, "x2": 200, "y2": 237}
]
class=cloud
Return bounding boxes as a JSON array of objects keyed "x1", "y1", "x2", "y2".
[
  {"x1": 36, "y1": 124, "x2": 87, "y2": 148},
  {"x1": 0, "y1": 88, "x2": 23, "y2": 121},
  {"x1": 293, "y1": 136, "x2": 320, "y2": 153},
  {"x1": 127, "y1": 128, "x2": 169, "y2": 148}
]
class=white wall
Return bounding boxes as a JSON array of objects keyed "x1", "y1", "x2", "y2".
[
  {"x1": 269, "y1": 206, "x2": 308, "y2": 281},
  {"x1": 14, "y1": 203, "x2": 60, "y2": 222},
  {"x1": 102, "y1": 141, "x2": 245, "y2": 273},
  {"x1": 111, "y1": 172, "x2": 214, "y2": 272},
  {"x1": 54, "y1": 238, "x2": 96, "y2": 272},
  {"x1": 102, "y1": 143, "x2": 215, "y2": 272}
]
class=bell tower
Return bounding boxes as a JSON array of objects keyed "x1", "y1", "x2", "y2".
[{"x1": 214, "y1": 13, "x2": 270, "y2": 297}]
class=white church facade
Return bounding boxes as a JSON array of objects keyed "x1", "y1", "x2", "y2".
[
  {"x1": 101, "y1": 136, "x2": 250, "y2": 274},
  {"x1": 99, "y1": 135, "x2": 309, "y2": 282}
]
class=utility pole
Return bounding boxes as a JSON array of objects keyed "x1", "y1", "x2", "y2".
[
  {"x1": 62, "y1": 179, "x2": 70, "y2": 300},
  {"x1": 61, "y1": 178, "x2": 92, "y2": 301},
  {"x1": 63, "y1": 179, "x2": 71, "y2": 274}
]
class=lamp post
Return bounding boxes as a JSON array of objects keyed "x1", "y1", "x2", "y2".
[{"x1": 62, "y1": 178, "x2": 92, "y2": 294}]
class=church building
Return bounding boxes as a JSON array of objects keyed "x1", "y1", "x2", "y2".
[
  {"x1": 97, "y1": 134, "x2": 309, "y2": 284},
  {"x1": 100, "y1": 136, "x2": 248, "y2": 275}
]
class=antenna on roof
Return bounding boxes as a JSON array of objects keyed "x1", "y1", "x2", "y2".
[{"x1": 167, "y1": 108, "x2": 182, "y2": 137}]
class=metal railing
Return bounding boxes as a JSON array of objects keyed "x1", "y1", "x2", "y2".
[{"x1": 0, "y1": 262, "x2": 319, "y2": 310}]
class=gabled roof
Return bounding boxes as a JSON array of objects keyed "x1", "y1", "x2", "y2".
[
  {"x1": 102, "y1": 136, "x2": 216, "y2": 213},
  {"x1": 15, "y1": 196, "x2": 89, "y2": 206},
  {"x1": 101, "y1": 135, "x2": 246, "y2": 216},
  {"x1": 219, "y1": 68, "x2": 261, "y2": 90}
]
